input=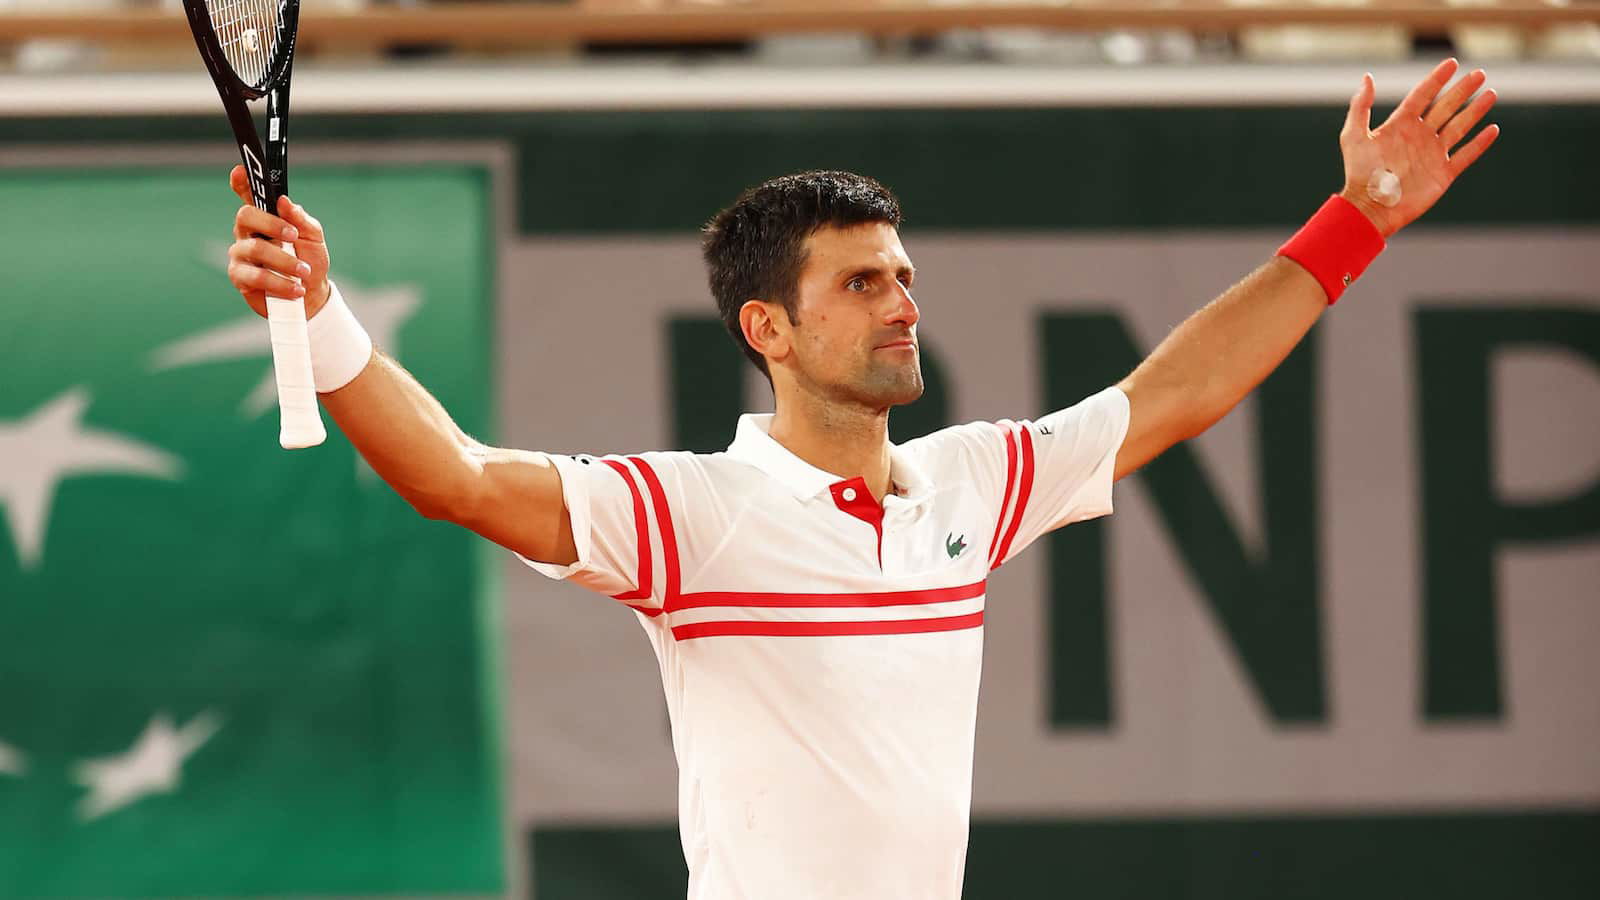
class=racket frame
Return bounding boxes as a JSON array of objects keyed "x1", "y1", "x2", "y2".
[{"x1": 182, "y1": 0, "x2": 325, "y2": 450}]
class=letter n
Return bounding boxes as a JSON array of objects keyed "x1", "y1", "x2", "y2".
[{"x1": 1042, "y1": 311, "x2": 1325, "y2": 727}]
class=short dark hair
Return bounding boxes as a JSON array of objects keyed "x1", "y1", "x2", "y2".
[{"x1": 701, "y1": 170, "x2": 903, "y2": 379}]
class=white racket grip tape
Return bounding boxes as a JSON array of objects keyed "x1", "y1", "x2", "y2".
[
  {"x1": 266, "y1": 296, "x2": 326, "y2": 448},
  {"x1": 264, "y1": 243, "x2": 326, "y2": 449}
]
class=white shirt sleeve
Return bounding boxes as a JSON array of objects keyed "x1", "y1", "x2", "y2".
[
  {"x1": 995, "y1": 385, "x2": 1131, "y2": 564},
  {"x1": 933, "y1": 386, "x2": 1129, "y2": 570},
  {"x1": 902, "y1": 384, "x2": 1126, "y2": 566},
  {"x1": 516, "y1": 452, "x2": 660, "y2": 612}
]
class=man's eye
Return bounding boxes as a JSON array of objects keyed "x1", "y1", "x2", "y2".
[{"x1": 847, "y1": 277, "x2": 868, "y2": 292}]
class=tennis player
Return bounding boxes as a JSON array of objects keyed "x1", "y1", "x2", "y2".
[{"x1": 224, "y1": 61, "x2": 1496, "y2": 899}]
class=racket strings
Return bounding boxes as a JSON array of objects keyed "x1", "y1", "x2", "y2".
[{"x1": 206, "y1": 0, "x2": 285, "y2": 88}]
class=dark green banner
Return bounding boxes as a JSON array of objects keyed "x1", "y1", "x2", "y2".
[
  {"x1": 0, "y1": 166, "x2": 501, "y2": 896},
  {"x1": 533, "y1": 812, "x2": 1600, "y2": 900}
]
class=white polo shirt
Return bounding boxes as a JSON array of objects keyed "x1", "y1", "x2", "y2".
[{"x1": 524, "y1": 386, "x2": 1130, "y2": 900}]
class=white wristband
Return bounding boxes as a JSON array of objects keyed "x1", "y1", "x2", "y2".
[{"x1": 307, "y1": 281, "x2": 374, "y2": 394}]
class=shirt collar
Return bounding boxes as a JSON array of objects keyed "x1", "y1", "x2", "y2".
[{"x1": 726, "y1": 414, "x2": 934, "y2": 505}]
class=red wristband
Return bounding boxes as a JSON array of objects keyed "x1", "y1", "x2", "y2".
[{"x1": 1276, "y1": 194, "x2": 1386, "y2": 305}]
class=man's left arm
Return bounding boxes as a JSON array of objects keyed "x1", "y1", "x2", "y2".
[{"x1": 1113, "y1": 58, "x2": 1500, "y2": 481}]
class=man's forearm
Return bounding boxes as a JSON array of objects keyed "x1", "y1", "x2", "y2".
[
  {"x1": 223, "y1": 193, "x2": 574, "y2": 562},
  {"x1": 1116, "y1": 257, "x2": 1326, "y2": 468},
  {"x1": 320, "y1": 350, "x2": 485, "y2": 520},
  {"x1": 1110, "y1": 61, "x2": 1500, "y2": 481}
]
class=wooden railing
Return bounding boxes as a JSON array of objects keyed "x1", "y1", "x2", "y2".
[{"x1": 0, "y1": 1, "x2": 1595, "y2": 47}]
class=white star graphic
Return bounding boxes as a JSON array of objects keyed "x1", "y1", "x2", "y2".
[
  {"x1": 72, "y1": 711, "x2": 222, "y2": 821},
  {"x1": 152, "y1": 250, "x2": 422, "y2": 418},
  {"x1": 0, "y1": 737, "x2": 26, "y2": 777},
  {"x1": 0, "y1": 389, "x2": 182, "y2": 571}
]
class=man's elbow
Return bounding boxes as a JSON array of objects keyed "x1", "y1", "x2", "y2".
[
  {"x1": 407, "y1": 494, "x2": 456, "y2": 522},
  {"x1": 1126, "y1": 382, "x2": 1236, "y2": 446},
  {"x1": 400, "y1": 473, "x2": 485, "y2": 525},
  {"x1": 400, "y1": 490, "x2": 456, "y2": 523}
]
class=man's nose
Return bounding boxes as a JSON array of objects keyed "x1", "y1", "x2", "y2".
[{"x1": 885, "y1": 282, "x2": 919, "y2": 328}]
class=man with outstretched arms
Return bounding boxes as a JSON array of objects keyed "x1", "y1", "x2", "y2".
[{"x1": 224, "y1": 62, "x2": 1497, "y2": 899}]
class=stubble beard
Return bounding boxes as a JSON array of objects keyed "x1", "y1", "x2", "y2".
[
  {"x1": 792, "y1": 338, "x2": 925, "y2": 414},
  {"x1": 851, "y1": 351, "x2": 924, "y2": 410}
]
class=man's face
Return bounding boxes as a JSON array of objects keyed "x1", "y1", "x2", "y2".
[{"x1": 783, "y1": 222, "x2": 923, "y2": 410}]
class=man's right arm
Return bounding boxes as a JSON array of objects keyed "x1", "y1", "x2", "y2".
[
  {"x1": 321, "y1": 352, "x2": 578, "y2": 567},
  {"x1": 224, "y1": 167, "x2": 577, "y2": 567}
]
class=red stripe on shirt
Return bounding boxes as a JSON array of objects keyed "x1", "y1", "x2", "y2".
[
  {"x1": 672, "y1": 611, "x2": 984, "y2": 641},
  {"x1": 991, "y1": 426, "x2": 1035, "y2": 570},
  {"x1": 672, "y1": 579, "x2": 986, "y2": 611},
  {"x1": 988, "y1": 425, "x2": 1019, "y2": 566},
  {"x1": 631, "y1": 456, "x2": 682, "y2": 604},
  {"x1": 604, "y1": 458, "x2": 655, "y2": 608}
]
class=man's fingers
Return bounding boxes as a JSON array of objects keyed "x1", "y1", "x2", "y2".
[
  {"x1": 1342, "y1": 72, "x2": 1374, "y2": 138},
  {"x1": 229, "y1": 190, "x2": 321, "y2": 245},
  {"x1": 1424, "y1": 69, "x2": 1486, "y2": 133},
  {"x1": 228, "y1": 165, "x2": 252, "y2": 205},
  {"x1": 275, "y1": 195, "x2": 326, "y2": 242},
  {"x1": 228, "y1": 259, "x2": 306, "y2": 298},
  {"x1": 1394, "y1": 57, "x2": 1460, "y2": 121},
  {"x1": 233, "y1": 203, "x2": 300, "y2": 242},
  {"x1": 232, "y1": 236, "x2": 310, "y2": 279},
  {"x1": 1440, "y1": 89, "x2": 1498, "y2": 150},
  {"x1": 1447, "y1": 123, "x2": 1501, "y2": 180}
]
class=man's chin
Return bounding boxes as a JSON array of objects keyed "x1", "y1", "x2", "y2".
[
  {"x1": 885, "y1": 380, "x2": 925, "y2": 408},
  {"x1": 862, "y1": 368, "x2": 924, "y2": 409}
]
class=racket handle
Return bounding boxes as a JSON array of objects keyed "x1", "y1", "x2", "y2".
[{"x1": 265, "y1": 243, "x2": 326, "y2": 449}]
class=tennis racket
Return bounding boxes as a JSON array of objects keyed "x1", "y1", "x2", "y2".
[{"x1": 183, "y1": 0, "x2": 325, "y2": 449}]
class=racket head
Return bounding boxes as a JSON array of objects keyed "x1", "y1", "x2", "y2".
[{"x1": 182, "y1": 0, "x2": 300, "y2": 98}]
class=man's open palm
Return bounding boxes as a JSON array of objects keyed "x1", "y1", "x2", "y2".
[{"x1": 1340, "y1": 59, "x2": 1500, "y2": 237}]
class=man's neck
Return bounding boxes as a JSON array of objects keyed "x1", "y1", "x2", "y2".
[{"x1": 767, "y1": 394, "x2": 894, "y2": 503}]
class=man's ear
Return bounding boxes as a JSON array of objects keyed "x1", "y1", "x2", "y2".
[{"x1": 740, "y1": 299, "x2": 792, "y2": 365}]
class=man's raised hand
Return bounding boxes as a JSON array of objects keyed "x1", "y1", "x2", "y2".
[
  {"x1": 1338, "y1": 59, "x2": 1501, "y2": 237},
  {"x1": 226, "y1": 164, "x2": 333, "y2": 319}
]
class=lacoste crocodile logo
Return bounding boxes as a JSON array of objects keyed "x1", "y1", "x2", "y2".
[{"x1": 946, "y1": 533, "x2": 968, "y2": 559}]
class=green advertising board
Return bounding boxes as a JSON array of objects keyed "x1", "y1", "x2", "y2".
[{"x1": 0, "y1": 166, "x2": 502, "y2": 896}]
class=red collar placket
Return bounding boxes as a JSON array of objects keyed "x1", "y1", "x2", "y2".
[{"x1": 829, "y1": 476, "x2": 886, "y2": 568}]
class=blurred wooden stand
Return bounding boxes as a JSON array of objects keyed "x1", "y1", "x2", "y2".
[{"x1": 0, "y1": 0, "x2": 1595, "y2": 63}]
